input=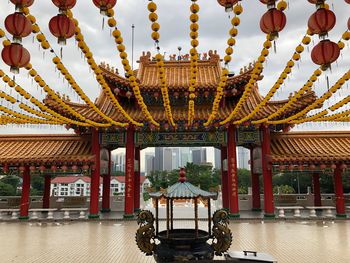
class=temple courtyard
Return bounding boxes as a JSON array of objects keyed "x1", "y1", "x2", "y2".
[{"x1": 0, "y1": 220, "x2": 348, "y2": 263}]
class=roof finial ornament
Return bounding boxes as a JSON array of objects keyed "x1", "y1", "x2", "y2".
[{"x1": 178, "y1": 167, "x2": 186, "y2": 183}]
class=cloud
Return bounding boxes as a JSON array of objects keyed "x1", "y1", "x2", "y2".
[{"x1": 0, "y1": 0, "x2": 349, "y2": 135}]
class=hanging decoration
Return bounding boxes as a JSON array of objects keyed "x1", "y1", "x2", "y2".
[
  {"x1": 260, "y1": 8, "x2": 287, "y2": 40},
  {"x1": 4, "y1": 12, "x2": 32, "y2": 42},
  {"x1": 188, "y1": 0, "x2": 200, "y2": 126},
  {"x1": 311, "y1": 39, "x2": 340, "y2": 70},
  {"x1": 92, "y1": 0, "x2": 117, "y2": 15},
  {"x1": 217, "y1": 0, "x2": 239, "y2": 12},
  {"x1": 10, "y1": 0, "x2": 34, "y2": 10},
  {"x1": 205, "y1": 1, "x2": 243, "y2": 126},
  {"x1": 147, "y1": 1, "x2": 175, "y2": 128},
  {"x1": 49, "y1": 0, "x2": 76, "y2": 45},
  {"x1": 235, "y1": 32, "x2": 312, "y2": 125},
  {"x1": 308, "y1": 0, "x2": 339, "y2": 70},
  {"x1": 1, "y1": 43, "x2": 30, "y2": 74}
]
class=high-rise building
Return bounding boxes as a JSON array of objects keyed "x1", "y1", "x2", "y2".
[
  {"x1": 214, "y1": 148, "x2": 221, "y2": 169},
  {"x1": 237, "y1": 146, "x2": 249, "y2": 170},
  {"x1": 153, "y1": 147, "x2": 208, "y2": 171},
  {"x1": 114, "y1": 152, "x2": 125, "y2": 172},
  {"x1": 145, "y1": 153, "x2": 155, "y2": 175}
]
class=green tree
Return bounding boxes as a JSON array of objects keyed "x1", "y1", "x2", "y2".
[
  {"x1": 147, "y1": 170, "x2": 169, "y2": 191},
  {"x1": 0, "y1": 175, "x2": 20, "y2": 190},
  {"x1": 237, "y1": 168, "x2": 251, "y2": 193},
  {"x1": 273, "y1": 185, "x2": 295, "y2": 194},
  {"x1": 0, "y1": 182, "x2": 16, "y2": 196},
  {"x1": 31, "y1": 175, "x2": 44, "y2": 196}
]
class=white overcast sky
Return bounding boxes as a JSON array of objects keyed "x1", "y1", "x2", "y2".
[{"x1": 0, "y1": 0, "x2": 349, "y2": 137}]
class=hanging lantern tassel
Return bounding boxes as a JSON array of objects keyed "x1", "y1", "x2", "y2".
[{"x1": 326, "y1": 75, "x2": 330, "y2": 91}]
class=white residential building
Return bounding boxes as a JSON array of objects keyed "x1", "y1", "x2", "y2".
[{"x1": 51, "y1": 176, "x2": 150, "y2": 197}]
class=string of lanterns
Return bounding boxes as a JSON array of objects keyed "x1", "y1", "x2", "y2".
[
  {"x1": 102, "y1": 11, "x2": 159, "y2": 127},
  {"x1": 220, "y1": 38, "x2": 272, "y2": 126},
  {"x1": 69, "y1": 11, "x2": 141, "y2": 127},
  {"x1": 0, "y1": 68, "x2": 92, "y2": 127},
  {"x1": 187, "y1": 0, "x2": 200, "y2": 126},
  {"x1": 205, "y1": 1, "x2": 243, "y2": 127},
  {"x1": 269, "y1": 69, "x2": 350, "y2": 125},
  {"x1": 24, "y1": 10, "x2": 127, "y2": 128},
  {"x1": 252, "y1": 30, "x2": 350, "y2": 125},
  {"x1": 235, "y1": 31, "x2": 311, "y2": 125},
  {"x1": 147, "y1": 1, "x2": 175, "y2": 128}
]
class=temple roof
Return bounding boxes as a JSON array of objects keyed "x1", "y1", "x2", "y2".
[
  {"x1": 0, "y1": 134, "x2": 93, "y2": 165},
  {"x1": 45, "y1": 85, "x2": 316, "y2": 125},
  {"x1": 100, "y1": 51, "x2": 255, "y2": 92},
  {"x1": 270, "y1": 131, "x2": 350, "y2": 164}
]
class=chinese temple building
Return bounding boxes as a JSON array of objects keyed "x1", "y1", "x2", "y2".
[{"x1": 0, "y1": 53, "x2": 349, "y2": 219}]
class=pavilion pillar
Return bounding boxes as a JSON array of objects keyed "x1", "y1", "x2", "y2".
[
  {"x1": 334, "y1": 164, "x2": 346, "y2": 218},
  {"x1": 312, "y1": 173, "x2": 322, "y2": 207},
  {"x1": 261, "y1": 125, "x2": 275, "y2": 218},
  {"x1": 89, "y1": 128, "x2": 100, "y2": 219},
  {"x1": 250, "y1": 148, "x2": 261, "y2": 211},
  {"x1": 124, "y1": 126, "x2": 135, "y2": 218},
  {"x1": 134, "y1": 147, "x2": 141, "y2": 212},
  {"x1": 42, "y1": 174, "x2": 51, "y2": 209},
  {"x1": 221, "y1": 146, "x2": 229, "y2": 210},
  {"x1": 19, "y1": 165, "x2": 30, "y2": 220},
  {"x1": 101, "y1": 149, "x2": 111, "y2": 213},
  {"x1": 227, "y1": 125, "x2": 239, "y2": 217}
]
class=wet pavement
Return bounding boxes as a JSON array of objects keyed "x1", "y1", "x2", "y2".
[{"x1": 0, "y1": 220, "x2": 349, "y2": 263}]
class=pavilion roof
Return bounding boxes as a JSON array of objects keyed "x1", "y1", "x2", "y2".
[
  {"x1": 270, "y1": 131, "x2": 350, "y2": 164},
  {"x1": 0, "y1": 134, "x2": 93, "y2": 166}
]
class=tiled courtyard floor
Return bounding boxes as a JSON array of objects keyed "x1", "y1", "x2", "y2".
[{"x1": 0, "y1": 220, "x2": 349, "y2": 263}]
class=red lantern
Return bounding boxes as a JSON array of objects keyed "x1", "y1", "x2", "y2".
[
  {"x1": 19, "y1": 166, "x2": 25, "y2": 174},
  {"x1": 29, "y1": 165, "x2": 36, "y2": 172},
  {"x1": 92, "y1": 0, "x2": 117, "y2": 15},
  {"x1": 39, "y1": 165, "x2": 46, "y2": 173},
  {"x1": 260, "y1": 8, "x2": 286, "y2": 39},
  {"x1": 348, "y1": 17, "x2": 350, "y2": 31},
  {"x1": 51, "y1": 165, "x2": 57, "y2": 172},
  {"x1": 340, "y1": 163, "x2": 347, "y2": 170},
  {"x1": 114, "y1": 88, "x2": 120, "y2": 94},
  {"x1": 288, "y1": 164, "x2": 294, "y2": 171},
  {"x1": 217, "y1": 0, "x2": 239, "y2": 12},
  {"x1": 72, "y1": 164, "x2": 78, "y2": 172},
  {"x1": 3, "y1": 164, "x2": 9, "y2": 174},
  {"x1": 307, "y1": 0, "x2": 325, "y2": 4},
  {"x1": 10, "y1": 0, "x2": 34, "y2": 9},
  {"x1": 126, "y1": 91, "x2": 132, "y2": 98},
  {"x1": 320, "y1": 163, "x2": 326, "y2": 170},
  {"x1": 346, "y1": 0, "x2": 350, "y2": 4},
  {"x1": 330, "y1": 163, "x2": 337, "y2": 170},
  {"x1": 259, "y1": 0, "x2": 276, "y2": 5},
  {"x1": 298, "y1": 164, "x2": 304, "y2": 171},
  {"x1": 174, "y1": 91, "x2": 179, "y2": 99},
  {"x1": 5, "y1": 13, "x2": 32, "y2": 42},
  {"x1": 311, "y1": 40, "x2": 340, "y2": 70},
  {"x1": 61, "y1": 165, "x2": 68, "y2": 172},
  {"x1": 52, "y1": 0, "x2": 77, "y2": 11},
  {"x1": 308, "y1": 8, "x2": 336, "y2": 36},
  {"x1": 49, "y1": 14, "x2": 76, "y2": 45},
  {"x1": 1, "y1": 43, "x2": 30, "y2": 74},
  {"x1": 279, "y1": 164, "x2": 285, "y2": 171},
  {"x1": 82, "y1": 164, "x2": 89, "y2": 172},
  {"x1": 309, "y1": 164, "x2": 316, "y2": 170}
]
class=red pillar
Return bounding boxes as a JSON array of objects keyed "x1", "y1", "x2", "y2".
[
  {"x1": 250, "y1": 148, "x2": 261, "y2": 211},
  {"x1": 312, "y1": 173, "x2": 322, "y2": 207},
  {"x1": 19, "y1": 165, "x2": 30, "y2": 219},
  {"x1": 334, "y1": 165, "x2": 346, "y2": 217},
  {"x1": 42, "y1": 174, "x2": 51, "y2": 209},
  {"x1": 134, "y1": 147, "x2": 141, "y2": 212},
  {"x1": 124, "y1": 126, "x2": 135, "y2": 218},
  {"x1": 101, "y1": 149, "x2": 111, "y2": 213},
  {"x1": 221, "y1": 146, "x2": 229, "y2": 210},
  {"x1": 227, "y1": 125, "x2": 239, "y2": 217},
  {"x1": 89, "y1": 128, "x2": 100, "y2": 218},
  {"x1": 261, "y1": 125, "x2": 275, "y2": 218}
]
